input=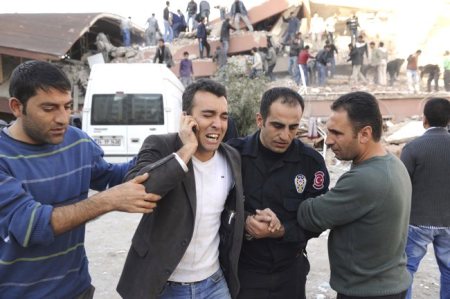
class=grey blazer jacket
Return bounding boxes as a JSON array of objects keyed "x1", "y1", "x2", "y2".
[{"x1": 117, "y1": 133, "x2": 244, "y2": 299}]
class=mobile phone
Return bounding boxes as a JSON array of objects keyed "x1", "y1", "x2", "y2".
[{"x1": 183, "y1": 111, "x2": 197, "y2": 133}]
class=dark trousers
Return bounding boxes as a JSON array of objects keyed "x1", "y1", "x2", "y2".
[
  {"x1": 266, "y1": 64, "x2": 276, "y2": 81},
  {"x1": 237, "y1": 253, "x2": 310, "y2": 299},
  {"x1": 198, "y1": 38, "x2": 210, "y2": 58},
  {"x1": 74, "y1": 285, "x2": 95, "y2": 299},
  {"x1": 444, "y1": 70, "x2": 450, "y2": 91},
  {"x1": 427, "y1": 73, "x2": 439, "y2": 92},
  {"x1": 337, "y1": 290, "x2": 407, "y2": 299}
]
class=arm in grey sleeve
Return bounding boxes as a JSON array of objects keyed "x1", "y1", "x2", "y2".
[{"x1": 298, "y1": 170, "x2": 379, "y2": 232}]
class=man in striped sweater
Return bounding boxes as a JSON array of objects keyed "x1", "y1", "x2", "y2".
[{"x1": 0, "y1": 61, "x2": 160, "y2": 298}]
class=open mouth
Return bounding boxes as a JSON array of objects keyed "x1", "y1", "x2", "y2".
[{"x1": 206, "y1": 133, "x2": 220, "y2": 142}]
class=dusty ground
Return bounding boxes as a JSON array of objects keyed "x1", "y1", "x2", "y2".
[
  {"x1": 85, "y1": 215, "x2": 440, "y2": 299},
  {"x1": 85, "y1": 162, "x2": 441, "y2": 298}
]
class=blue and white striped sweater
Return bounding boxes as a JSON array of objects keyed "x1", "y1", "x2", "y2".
[{"x1": 0, "y1": 126, "x2": 132, "y2": 298}]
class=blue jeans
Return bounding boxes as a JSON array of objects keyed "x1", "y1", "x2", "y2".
[
  {"x1": 288, "y1": 56, "x2": 298, "y2": 79},
  {"x1": 121, "y1": 29, "x2": 130, "y2": 47},
  {"x1": 164, "y1": 20, "x2": 173, "y2": 42},
  {"x1": 159, "y1": 268, "x2": 231, "y2": 299},
  {"x1": 317, "y1": 63, "x2": 327, "y2": 86},
  {"x1": 406, "y1": 225, "x2": 450, "y2": 299}
]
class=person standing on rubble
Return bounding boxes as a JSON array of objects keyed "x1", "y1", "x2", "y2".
[
  {"x1": 419, "y1": 64, "x2": 440, "y2": 92},
  {"x1": 347, "y1": 43, "x2": 367, "y2": 86},
  {"x1": 153, "y1": 38, "x2": 174, "y2": 68},
  {"x1": 377, "y1": 42, "x2": 388, "y2": 86},
  {"x1": 120, "y1": 16, "x2": 132, "y2": 47},
  {"x1": 230, "y1": 0, "x2": 253, "y2": 33},
  {"x1": 199, "y1": 0, "x2": 211, "y2": 24},
  {"x1": 400, "y1": 97, "x2": 450, "y2": 299},
  {"x1": 346, "y1": 14, "x2": 359, "y2": 46},
  {"x1": 298, "y1": 91, "x2": 412, "y2": 299},
  {"x1": 325, "y1": 13, "x2": 337, "y2": 43},
  {"x1": 288, "y1": 33, "x2": 304, "y2": 85},
  {"x1": 197, "y1": 17, "x2": 210, "y2": 59},
  {"x1": 281, "y1": 11, "x2": 300, "y2": 46},
  {"x1": 265, "y1": 37, "x2": 277, "y2": 81},
  {"x1": 316, "y1": 45, "x2": 331, "y2": 86},
  {"x1": 406, "y1": 49, "x2": 422, "y2": 93},
  {"x1": 298, "y1": 45, "x2": 315, "y2": 87},
  {"x1": 249, "y1": 47, "x2": 263, "y2": 79},
  {"x1": 163, "y1": 1, "x2": 174, "y2": 43},
  {"x1": 145, "y1": 13, "x2": 160, "y2": 46},
  {"x1": 186, "y1": 0, "x2": 198, "y2": 32},
  {"x1": 325, "y1": 40, "x2": 338, "y2": 79},
  {"x1": 179, "y1": 51, "x2": 194, "y2": 87},
  {"x1": 220, "y1": 17, "x2": 236, "y2": 58},
  {"x1": 444, "y1": 50, "x2": 450, "y2": 91},
  {"x1": 227, "y1": 87, "x2": 329, "y2": 299}
]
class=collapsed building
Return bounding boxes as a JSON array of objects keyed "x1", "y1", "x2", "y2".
[{"x1": 0, "y1": 13, "x2": 145, "y2": 121}]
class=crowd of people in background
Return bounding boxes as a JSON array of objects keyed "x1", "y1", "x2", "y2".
[{"x1": 140, "y1": 1, "x2": 450, "y2": 94}]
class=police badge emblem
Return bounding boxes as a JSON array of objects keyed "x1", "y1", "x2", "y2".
[{"x1": 294, "y1": 174, "x2": 307, "y2": 193}]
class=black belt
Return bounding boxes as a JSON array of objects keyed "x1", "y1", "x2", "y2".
[{"x1": 167, "y1": 280, "x2": 200, "y2": 286}]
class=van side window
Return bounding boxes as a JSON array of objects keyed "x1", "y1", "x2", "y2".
[{"x1": 91, "y1": 94, "x2": 164, "y2": 125}]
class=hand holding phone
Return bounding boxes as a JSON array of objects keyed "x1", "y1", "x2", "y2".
[{"x1": 179, "y1": 112, "x2": 199, "y2": 147}]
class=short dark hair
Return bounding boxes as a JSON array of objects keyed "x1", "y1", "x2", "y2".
[
  {"x1": 331, "y1": 92, "x2": 383, "y2": 141},
  {"x1": 183, "y1": 51, "x2": 189, "y2": 56},
  {"x1": 260, "y1": 87, "x2": 304, "y2": 120},
  {"x1": 424, "y1": 97, "x2": 450, "y2": 127},
  {"x1": 182, "y1": 79, "x2": 227, "y2": 114},
  {"x1": 379, "y1": 41, "x2": 384, "y2": 47},
  {"x1": 158, "y1": 38, "x2": 165, "y2": 43},
  {"x1": 9, "y1": 60, "x2": 71, "y2": 114}
]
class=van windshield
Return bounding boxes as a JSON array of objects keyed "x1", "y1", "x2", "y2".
[{"x1": 91, "y1": 93, "x2": 164, "y2": 125}]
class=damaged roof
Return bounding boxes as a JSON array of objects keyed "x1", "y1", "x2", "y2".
[{"x1": 0, "y1": 13, "x2": 144, "y2": 60}]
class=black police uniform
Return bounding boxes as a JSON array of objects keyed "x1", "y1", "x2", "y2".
[{"x1": 228, "y1": 131, "x2": 330, "y2": 299}]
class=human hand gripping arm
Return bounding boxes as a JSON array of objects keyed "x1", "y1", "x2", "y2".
[{"x1": 51, "y1": 173, "x2": 160, "y2": 235}]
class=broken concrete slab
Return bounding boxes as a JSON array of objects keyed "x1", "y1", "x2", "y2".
[{"x1": 385, "y1": 121, "x2": 425, "y2": 144}]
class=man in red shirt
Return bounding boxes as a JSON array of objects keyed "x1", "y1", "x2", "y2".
[{"x1": 297, "y1": 45, "x2": 315, "y2": 88}]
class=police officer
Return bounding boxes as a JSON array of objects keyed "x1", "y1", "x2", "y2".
[{"x1": 228, "y1": 87, "x2": 330, "y2": 299}]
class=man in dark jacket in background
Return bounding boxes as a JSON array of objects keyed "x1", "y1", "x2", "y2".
[
  {"x1": 228, "y1": 87, "x2": 329, "y2": 299},
  {"x1": 419, "y1": 64, "x2": 440, "y2": 92},
  {"x1": 401, "y1": 98, "x2": 450, "y2": 299},
  {"x1": 281, "y1": 11, "x2": 300, "y2": 45},
  {"x1": 153, "y1": 38, "x2": 174, "y2": 68},
  {"x1": 386, "y1": 58, "x2": 404, "y2": 86},
  {"x1": 348, "y1": 43, "x2": 367, "y2": 85},
  {"x1": 186, "y1": 0, "x2": 198, "y2": 32},
  {"x1": 197, "y1": 17, "x2": 210, "y2": 59},
  {"x1": 220, "y1": 17, "x2": 236, "y2": 57}
]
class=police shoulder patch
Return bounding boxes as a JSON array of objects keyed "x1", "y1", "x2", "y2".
[
  {"x1": 294, "y1": 174, "x2": 307, "y2": 194},
  {"x1": 313, "y1": 171, "x2": 325, "y2": 190}
]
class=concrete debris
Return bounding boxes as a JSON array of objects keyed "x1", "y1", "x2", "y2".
[{"x1": 385, "y1": 121, "x2": 425, "y2": 144}]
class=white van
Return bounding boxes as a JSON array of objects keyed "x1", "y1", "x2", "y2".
[{"x1": 82, "y1": 63, "x2": 184, "y2": 163}]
